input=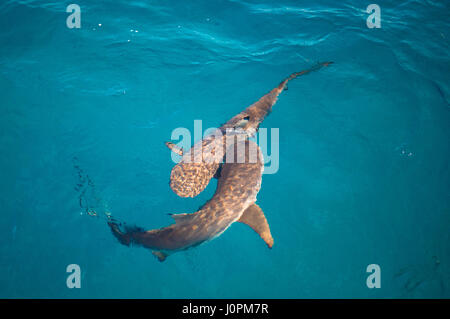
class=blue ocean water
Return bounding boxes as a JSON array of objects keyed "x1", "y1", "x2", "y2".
[{"x1": 0, "y1": 0, "x2": 449, "y2": 298}]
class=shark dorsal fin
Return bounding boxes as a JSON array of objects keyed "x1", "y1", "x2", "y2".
[
  {"x1": 169, "y1": 213, "x2": 195, "y2": 224},
  {"x1": 237, "y1": 203, "x2": 274, "y2": 248}
]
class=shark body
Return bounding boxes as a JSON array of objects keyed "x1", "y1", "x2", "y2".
[{"x1": 108, "y1": 62, "x2": 332, "y2": 261}]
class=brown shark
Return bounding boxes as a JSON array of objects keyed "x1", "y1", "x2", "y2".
[
  {"x1": 107, "y1": 62, "x2": 332, "y2": 261},
  {"x1": 170, "y1": 61, "x2": 333, "y2": 198},
  {"x1": 108, "y1": 139, "x2": 272, "y2": 261}
]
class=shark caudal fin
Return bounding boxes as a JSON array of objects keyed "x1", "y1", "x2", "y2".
[
  {"x1": 237, "y1": 203, "x2": 274, "y2": 248},
  {"x1": 275, "y1": 61, "x2": 334, "y2": 94},
  {"x1": 107, "y1": 220, "x2": 146, "y2": 247},
  {"x1": 108, "y1": 221, "x2": 170, "y2": 262}
]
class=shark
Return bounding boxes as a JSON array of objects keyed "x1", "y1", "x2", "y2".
[
  {"x1": 169, "y1": 61, "x2": 333, "y2": 198},
  {"x1": 107, "y1": 62, "x2": 332, "y2": 261},
  {"x1": 108, "y1": 139, "x2": 271, "y2": 261}
]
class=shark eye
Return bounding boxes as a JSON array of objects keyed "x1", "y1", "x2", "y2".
[{"x1": 243, "y1": 116, "x2": 250, "y2": 121}]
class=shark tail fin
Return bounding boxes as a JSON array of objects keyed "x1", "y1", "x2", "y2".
[
  {"x1": 275, "y1": 61, "x2": 334, "y2": 93},
  {"x1": 237, "y1": 203, "x2": 274, "y2": 248},
  {"x1": 165, "y1": 141, "x2": 184, "y2": 156},
  {"x1": 108, "y1": 220, "x2": 132, "y2": 246},
  {"x1": 107, "y1": 219, "x2": 145, "y2": 247}
]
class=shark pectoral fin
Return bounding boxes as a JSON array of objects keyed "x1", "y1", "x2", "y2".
[
  {"x1": 237, "y1": 203, "x2": 274, "y2": 249},
  {"x1": 152, "y1": 251, "x2": 168, "y2": 262},
  {"x1": 165, "y1": 142, "x2": 184, "y2": 156},
  {"x1": 213, "y1": 164, "x2": 222, "y2": 179}
]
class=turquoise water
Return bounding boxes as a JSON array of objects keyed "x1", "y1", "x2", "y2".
[{"x1": 0, "y1": 0, "x2": 449, "y2": 298}]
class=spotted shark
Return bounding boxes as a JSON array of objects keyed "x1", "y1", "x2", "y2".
[
  {"x1": 109, "y1": 139, "x2": 270, "y2": 261},
  {"x1": 107, "y1": 62, "x2": 332, "y2": 261},
  {"x1": 169, "y1": 61, "x2": 333, "y2": 198}
]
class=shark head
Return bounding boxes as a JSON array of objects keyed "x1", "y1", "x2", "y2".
[
  {"x1": 222, "y1": 102, "x2": 271, "y2": 138},
  {"x1": 220, "y1": 61, "x2": 333, "y2": 139}
]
